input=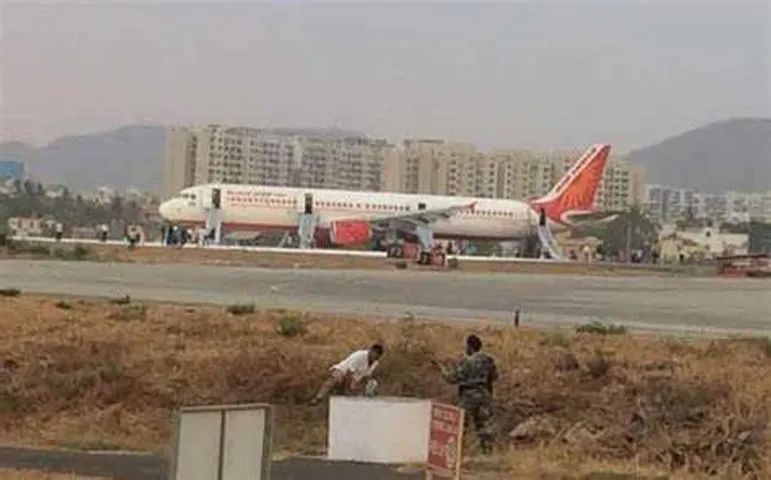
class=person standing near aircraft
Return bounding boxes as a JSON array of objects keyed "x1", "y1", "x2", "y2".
[
  {"x1": 310, "y1": 343, "x2": 384, "y2": 405},
  {"x1": 433, "y1": 334, "x2": 498, "y2": 454}
]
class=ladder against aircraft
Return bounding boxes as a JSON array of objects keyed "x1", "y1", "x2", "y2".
[
  {"x1": 534, "y1": 209, "x2": 567, "y2": 260},
  {"x1": 297, "y1": 213, "x2": 319, "y2": 249},
  {"x1": 205, "y1": 187, "x2": 223, "y2": 244},
  {"x1": 536, "y1": 224, "x2": 567, "y2": 260},
  {"x1": 205, "y1": 210, "x2": 223, "y2": 245}
]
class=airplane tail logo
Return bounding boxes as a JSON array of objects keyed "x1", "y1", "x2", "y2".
[{"x1": 530, "y1": 144, "x2": 611, "y2": 224}]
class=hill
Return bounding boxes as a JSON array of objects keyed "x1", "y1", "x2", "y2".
[
  {"x1": 0, "y1": 126, "x2": 165, "y2": 193},
  {"x1": 625, "y1": 118, "x2": 771, "y2": 193}
]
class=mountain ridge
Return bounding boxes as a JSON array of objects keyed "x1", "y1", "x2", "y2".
[{"x1": 624, "y1": 117, "x2": 771, "y2": 193}]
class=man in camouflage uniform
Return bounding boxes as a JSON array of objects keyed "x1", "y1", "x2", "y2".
[{"x1": 434, "y1": 334, "x2": 498, "y2": 454}]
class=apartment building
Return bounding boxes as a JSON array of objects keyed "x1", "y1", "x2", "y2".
[
  {"x1": 381, "y1": 139, "x2": 480, "y2": 196},
  {"x1": 644, "y1": 185, "x2": 771, "y2": 224},
  {"x1": 163, "y1": 125, "x2": 391, "y2": 199},
  {"x1": 494, "y1": 149, "x2": 556, "y2": 201},
  {"x1": 298, "y1": 136, "x2": 388, "y2": 191},
  {"x1": 722, "y1": 191, "x2": 771, "y2": 222},
  {"x1": 644, "y1": 185, "x2": 699, "y2": 224},
  {"x1": 163, "y1": 126, "x2": 198, "y2": 200},
  {"x1": 594, "y1": 159, "x2": 645, "y2": 211},
  {"x1": 383, "y1": 140, "x2": 644, "y2": 209}
]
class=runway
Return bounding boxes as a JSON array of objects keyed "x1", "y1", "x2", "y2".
[{"x1": 0, "y1": 259, "x2": 768, "y2": 335}]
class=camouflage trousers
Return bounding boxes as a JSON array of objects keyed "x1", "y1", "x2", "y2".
[{"x1": 459, "y1": 388, "x2": 495, "y2": 454}]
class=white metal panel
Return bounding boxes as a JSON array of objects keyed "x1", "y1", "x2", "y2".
[
  {"x1": 221, "y1": 408, "x2": 267, "y2": 480},
  {"x1": 174, "y1": 410, "x2": 222, "y2": 480},
  {"x1": 328, "y1": 396, "x2": 432, "y2": 464}
]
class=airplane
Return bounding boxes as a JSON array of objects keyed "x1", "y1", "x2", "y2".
[{"x1": 158, "y1": 143, "x2": 617, "y2": 248}]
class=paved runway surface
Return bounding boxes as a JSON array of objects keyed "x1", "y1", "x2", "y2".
[
  {"x1": 0, "y1": 446, "x2": 421, "y2": 480},
  {"x1": 1, "y1": 259, "x2": 769, "y2": 334}
]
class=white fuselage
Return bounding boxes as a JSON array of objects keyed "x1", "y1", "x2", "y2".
[{"x1": 159, "y1": 184, "x2": 563, "y2": 241}]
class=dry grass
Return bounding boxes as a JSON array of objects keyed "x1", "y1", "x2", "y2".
[
  {"x1": 2, "y1": 240, "x2": 702, "y2": 276},
  {"x1": 0, "y1": 294, "x2": 769, "y2": 479},
  {"x1": 0, "y1": 470, "x2": 106, "y2": 479}
]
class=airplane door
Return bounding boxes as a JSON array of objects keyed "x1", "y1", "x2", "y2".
[
  {"x1": 418, "y1": 202, "x2": 426, "y2": 211},
  {"x1": 303, "y1": 192, "x2": 313, "y2": 214},
  {"x1": 212, "y1": 188, "x2": 222, "y2": 210}
]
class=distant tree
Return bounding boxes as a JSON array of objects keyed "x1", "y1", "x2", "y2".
[
  {"x1": 521, "y1": 230, "x2": 540, "y2": 257},
  {"x1": 23, "y1": 180, "x2": 35, "y2": 197},
  {"x1": 598, "y1": 204, "x2": 658, "y2": 259},
  {"x1": 110, "y1": 195, "x2": 124, "y2": 218}
]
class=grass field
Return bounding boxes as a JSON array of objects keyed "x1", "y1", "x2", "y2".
[
  {"x1": 0, "y1": 293, "x2": 768, "y2": 479},
  {"x1": 2, "y1": 240, "x2": 713, "y2": 276}
]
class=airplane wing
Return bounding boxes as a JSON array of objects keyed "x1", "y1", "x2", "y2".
[
  {"x1": 563, "y1": 210, "x2": 622, "y2": 225},
  {"x1": 366, "y1": 201, "x2": 477, "y2": 230}
]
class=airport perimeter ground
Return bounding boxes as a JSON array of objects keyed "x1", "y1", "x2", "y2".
[
  {"x1": 0, "y1": 287, "x2": 770, "y2": 479},
  {"x1": 1, "y1": 242, "x2": 769, "y2": 478},
  {"x1": 3, "y1": 238, "x2": 718, "y2": 277}
]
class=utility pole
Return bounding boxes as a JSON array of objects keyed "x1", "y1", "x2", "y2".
[{"x1": 625, "y1": 217, "x2": 632, "y2": 264}]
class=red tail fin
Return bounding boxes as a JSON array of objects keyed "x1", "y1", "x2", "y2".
[{"x1": 530, "y1": 144, "x2": 611, "y2": 224}]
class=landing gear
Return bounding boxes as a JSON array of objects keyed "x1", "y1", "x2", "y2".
[{"x1": 386, "y1": 240, "x2": 451, "y2": 269}]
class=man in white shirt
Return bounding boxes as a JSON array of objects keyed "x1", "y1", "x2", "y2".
[{"x1": 310, "y1": 343, "x2": 384, "y2": 405}]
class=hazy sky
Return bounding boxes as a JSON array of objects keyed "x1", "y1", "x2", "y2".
[{"x1": 1, "y1": 1, "x2": 769, "y2": 152}]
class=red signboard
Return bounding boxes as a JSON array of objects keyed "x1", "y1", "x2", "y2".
[{"x1": 426, "y1": 402, "x2": 465, "y2": 479}]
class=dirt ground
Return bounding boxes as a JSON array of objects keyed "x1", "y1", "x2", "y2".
[
  {"x1": 0, "y1": 293, "x2": 767, "y2": 479},
  {"x1": 2, "y1": 240, "x2": 710, "y2": 276},
  {"x1": 0, "y1": 470, "x2": 105, "y2": 479}
]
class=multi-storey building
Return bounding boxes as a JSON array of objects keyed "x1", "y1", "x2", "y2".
[
  {"x1": 381, "y1": 139, "x2": 480, "y2": 196},
  {"x1": 593, "y1": 159, "x2": 645, "y2": 211},
  {"x1": 693, "y1": 193, "x2": 729, "y2": 222},
  {"x1": 163, "y1": 125, "x2": 392, "y2": 199},
  {"x1": 723, "y1": 191, "x2": 771, "y2": 223},
  {"x1": 163, "y1": 126, "x2": 198, "y2": 200},
  {"x1": 646, "y1": 186, "x2": 771, "y2": 224},
  {"x1": 494, "y1": 149, "x2": 553, "y2": 201},
  {"x1": 382, "y1": 140, "x2": 644, "y2": 209},
  {"x1": 644, "y1": 185, "x2": 700, "y2": 224}
]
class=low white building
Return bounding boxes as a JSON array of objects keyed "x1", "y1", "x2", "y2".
[{"x1": 658, "y1": 224, "x2": 748, "y2": 262}]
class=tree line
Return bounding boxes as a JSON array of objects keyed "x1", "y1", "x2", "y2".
[{"x1": 0, "y1": 179, "x2": 152, "y2": 230}]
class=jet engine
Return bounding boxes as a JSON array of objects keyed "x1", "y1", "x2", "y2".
[{"x1": 330, "y1": 219, "x2": 371, "y2": 245}]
